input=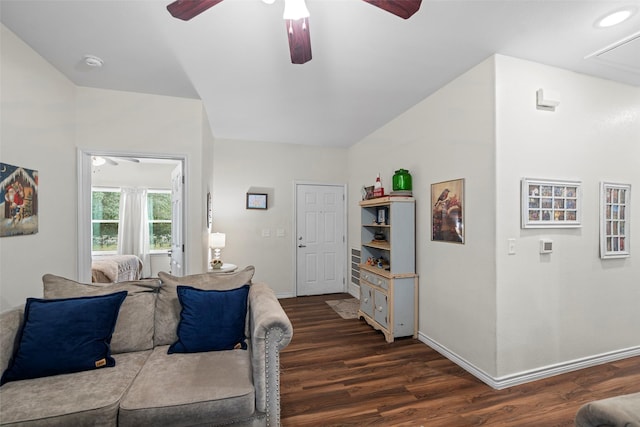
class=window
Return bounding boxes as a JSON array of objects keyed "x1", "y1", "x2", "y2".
[
  {"x1": 92, "y1": 188, "x2": 172, "y2": 253},
  {"x1": 92, "y1": 188, "x2": 120, "y2": 252},
  {"x1": 148, "y1": 190, "x2": 172, "y2": 251}
]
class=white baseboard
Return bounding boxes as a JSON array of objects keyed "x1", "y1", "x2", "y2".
[
  {"x1": 418, "y1": 332, "x2": 640, "y2": 390},
  {"x1": 276, "y1": 292, "x2": 295, "y2": 299}
]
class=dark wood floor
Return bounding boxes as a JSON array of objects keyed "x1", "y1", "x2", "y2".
[{"x1": 278, "y1": 293, "x2": 640, "y2": 426}]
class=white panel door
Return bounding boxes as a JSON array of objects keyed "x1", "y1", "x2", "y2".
[
  {"x1": 170, "y1": 164, "x2": 184, "y2": 276},
  {"x1": 296, "y1": 184, "x2": 345, "y2": 296}
]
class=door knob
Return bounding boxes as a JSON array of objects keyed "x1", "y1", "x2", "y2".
[{"x1": 298, "y1": 244, "x2": 306, "y2": 248}]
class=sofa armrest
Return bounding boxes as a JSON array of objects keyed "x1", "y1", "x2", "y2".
[
  {"x1": 248, "y1": 282, "x2": 293, "y2": 426},
  {"x1": 575, "y1": 392, "x2": 640, "y2": 427},
  {"x1": 0, "y1": 307, "x2": 25, "y2": 375}
]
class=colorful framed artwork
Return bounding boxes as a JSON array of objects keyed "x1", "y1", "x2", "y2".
[
  {"x1": 521, "y1": 178, "x2": 581, "y2": 228},
  {"x1": 1, "y1": 162, "x2": 39, "y2": 237},
  {"x1": 246, "y1": 193, "x2": 268, "y2": 210},
  {"x1": 600, "y1": 182, "x2": 630, "y2": 259},
  {"x1": 431, "y1": 178, "x2": 464, "y2": 244}
]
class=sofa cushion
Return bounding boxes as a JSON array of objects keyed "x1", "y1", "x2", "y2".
[
  {"x1": 155, "y1": 266, "x2": 254, "y2": 346},
  {"x1": 575, "y1": 392, "x2": 640, "y2": 427},
  {"x1": 0, "y1": 351, "x2": 150, "y2": 427},
  {"x1": 42, "y1": 274, "x2": 160, "y2": 354},
  {"x1": 0, "y1": 307, "x2": 24, "y2": 378},
  {"x1": 119, "y1": 345, "x2": 256, "y2": 427},
  {"x1": 1, "y1": 292, "x2": 126, "y2": 385},
  {"x1": 169, "y1": 285, "x2": 250, "y2": 354}
]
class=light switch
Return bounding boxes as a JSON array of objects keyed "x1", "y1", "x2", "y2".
[{"x1": 508, "y1": 238, "x2": 516, "y2": 255}]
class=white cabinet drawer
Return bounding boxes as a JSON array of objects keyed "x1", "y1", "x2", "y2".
[{"x1": 361, "y1": 270, "x2": 388, "y2": 290}]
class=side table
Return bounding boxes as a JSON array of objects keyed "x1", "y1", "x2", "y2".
[{"x1": 208, "y1": 263, "x2": 238, "y2": 273}]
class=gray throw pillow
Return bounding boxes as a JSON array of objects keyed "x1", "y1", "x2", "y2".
[
  {"x1": 155, "y1": 266, "x2": 255, "y2": 346},
  {"x1": 42, "y1": 274, "x2": 160, "y2": 354}
]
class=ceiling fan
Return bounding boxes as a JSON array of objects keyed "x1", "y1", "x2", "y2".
[
  {"x1": 166, "y1": 0, "x2": 422, "y2": 64},
  {"x1": 92, "y1": 156, "x2": 141, "y2": 167}
]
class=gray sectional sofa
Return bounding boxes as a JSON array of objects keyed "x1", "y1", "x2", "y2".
[
  {"x1": 575, "y1": 392, "x2": 640, "y2": 427},
  {"x1": 0, "y1": 266, "x2": 293, "y2": 426}
]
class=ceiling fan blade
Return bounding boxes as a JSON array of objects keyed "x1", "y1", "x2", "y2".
[
  {"x1": 286, "y1": 18, "x2": 312, "y2": 64},
  {"x1": 361, "y1": 0, "x2": 422, "y2": 19},
  {"x1": 167, "y1": 0, "x2": 224, "y2": 21}
]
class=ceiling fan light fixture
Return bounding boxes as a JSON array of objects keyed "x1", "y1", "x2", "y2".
[{"x1": 283, "y1": 0, "x2": 309, "y2": 20}]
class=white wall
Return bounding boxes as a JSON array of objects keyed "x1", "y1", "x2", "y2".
[
  {"x1": 349, "y1": 54, "x2": 639, "y2": 385},
  {"x1": 75, "y1": 87, "x2": 206, "y2": 277},
  {"x1": 202, "y1": 109, "x2": 216, "y2": 271},
  {"x1": 0, "y1": 25, "x2": 77, "y2": 310},
  {"x1": 212, "y1": 139, "x2": 348, "y2": 296},
  {"x1": 348, "y1": 57, "x2": 499, "y2": 376},
  {"x1": 494, "y1": 55, "x2": 640, "y2": 378},
  {"x1": 1, "y1": 24, "x2": 209, "y2": 310}
]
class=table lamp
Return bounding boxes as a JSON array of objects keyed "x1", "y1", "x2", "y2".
[{"x1": 209, "y1": 232, "x2": 226, "y2": 269}]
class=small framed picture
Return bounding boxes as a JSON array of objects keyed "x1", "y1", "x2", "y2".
[
  {"x1": 246, "y1": 193, "x2": 268, "y2": 210},
  {"x1": 377, "y1": 207, "x2": 387, "y2": 225},
  {"x1": 364, "y1": 186, "x2": 375, "y2": 200}
]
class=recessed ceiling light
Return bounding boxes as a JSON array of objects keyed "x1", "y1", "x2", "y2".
[
  {"x1": 596, "y1": 8, "x2": 636, "y2": 28},
  {"x1": 83, "y1": 54, "x2": 104, "y2": 67}
]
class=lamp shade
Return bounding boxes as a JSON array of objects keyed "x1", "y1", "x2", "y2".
[{"x1": 209, "y1": 232, "x2": 226, "y2": 249}]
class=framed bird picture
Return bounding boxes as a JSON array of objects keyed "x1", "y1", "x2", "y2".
[{"x1": 431, "y1": 178, "x2": 464, "y2": 244}]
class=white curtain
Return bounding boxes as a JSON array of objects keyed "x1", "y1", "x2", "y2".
[{"x1": 118, "y1": 187, "x2": 151, "y2": 278}]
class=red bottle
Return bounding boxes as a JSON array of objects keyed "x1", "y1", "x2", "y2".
[{"x1": 373, "y1": 173, "x2": 384, "y2": 197}]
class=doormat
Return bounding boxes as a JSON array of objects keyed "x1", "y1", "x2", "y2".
[{"x1": 326, "y1": 298, "x2": 359, "y2": 320}]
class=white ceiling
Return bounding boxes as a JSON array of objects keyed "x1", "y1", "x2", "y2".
[{"x1": 2, "y1": 0, "x2": 639, "y2": 147}]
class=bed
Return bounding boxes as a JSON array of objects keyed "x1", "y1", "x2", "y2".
[{"x1": 91, "y1": 254, "x2": 143, "y2": 283}]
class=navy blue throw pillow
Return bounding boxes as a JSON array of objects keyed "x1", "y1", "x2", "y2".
[
  {"x1": 1, "y1": 291, "x2": 127, "y2": 385},
  {"x1": 168, "y1": 285, "x2": 250, "y2": 354}
]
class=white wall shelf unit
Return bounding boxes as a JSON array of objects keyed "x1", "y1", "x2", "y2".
[{"x1": 358, "y1": 196, "x2": 417, "y2": 343}]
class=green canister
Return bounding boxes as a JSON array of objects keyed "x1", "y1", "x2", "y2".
[{"x1": 392, "y1": 169, "x2": 412, "y2": 191}]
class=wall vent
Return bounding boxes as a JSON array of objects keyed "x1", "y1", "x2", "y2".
[{"x1": 351, "y1": 248, "x2": 360, "y2": 287}]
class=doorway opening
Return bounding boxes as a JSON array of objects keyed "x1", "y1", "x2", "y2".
[{"x1": 77, "y1": 149, "x2": 186, "y2": 283}]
